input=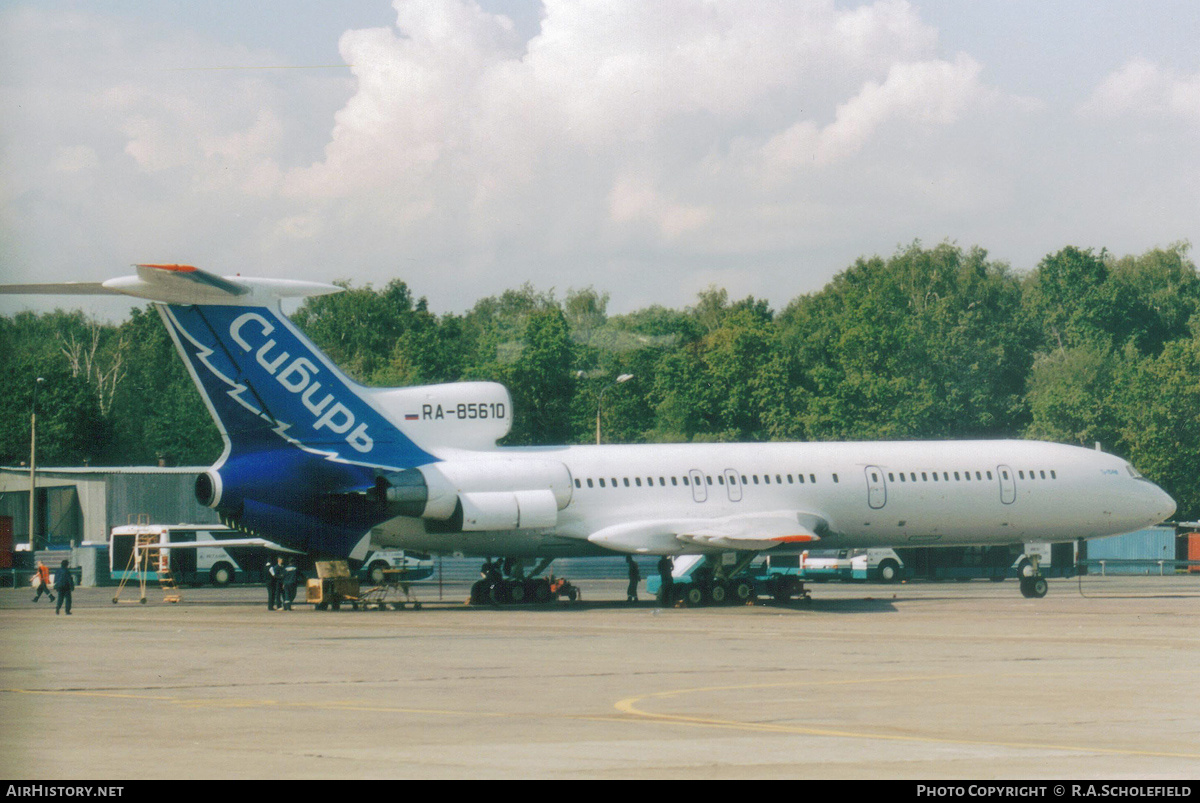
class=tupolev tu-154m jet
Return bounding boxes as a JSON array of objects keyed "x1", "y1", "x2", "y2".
[{"x1": 3, "y1": 264, "x2": 1176, "y2": 601}]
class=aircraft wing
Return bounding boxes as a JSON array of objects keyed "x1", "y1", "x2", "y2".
[{"x1": 587, "y1": 511, "x2": 826, "y2": 554}]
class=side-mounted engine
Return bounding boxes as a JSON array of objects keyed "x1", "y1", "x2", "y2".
[{"x1": 375, "y1": 458, "x2": 573, "y2": 532}]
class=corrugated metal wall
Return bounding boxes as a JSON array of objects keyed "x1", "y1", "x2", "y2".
[
  {"x1": 105, "y1": 473, "x2": 220, "y2": 533},
  {"x1": 1086, "y1": 526, "x2": 1177, "y2": 574}
]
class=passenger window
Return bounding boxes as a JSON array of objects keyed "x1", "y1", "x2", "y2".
[
  {"x1": 623, "y1": 478, "x2": 630, "y2": 487},
  {"x1": 682, "y1": 476, "x2": 689, "y2": 486},
  {"x1": 587, "y1": 479, "x2": 594, "y2": 488},
  {"x1": 832, "y1": 474, "x2": 839, "y2": 483},
  {"x1": 717, "y1": 475, "x2": 724, "y2": 485},
  {"x1": 672, "y1": 477, "x2": 678, "y2": 486},
  {"x1": 635, "y1": 478, "x2": 642, "y2": 487},
  {"x1": 753, "y1": 476, "x2": 759, "y2": 485},
  {"x1": 986, "y1": 471, "x2": 993, "y2": 480},
  {"x1": 932, "y1": 473, "x2": 938, "y2": 482},
  {"x1": 799, "y1": 474, "x2": 806, "y2": 484},
  {"x1": 776, "y1": 474, "x2": 783, "y2": 484},
  {"x1": 899, "y1": 473, "x2": 906, "y2": 482},
  {"x1": 764, "y1": 475, "x2": 771, "y2": 484},
  {"x1": 975, "y1": 471, "x2": 981, "y2": 480},
  {"x1": 953, "y1": 472, "x2": 960, "y2": 481},
  {"x1": 810, "y1": 474, "x2": 816, "y2": 484},
  {"x1": 706, "y1": 476, "x2": 713, "y2": 485},
  {"x1": 599, "y1": 478, "x2": 606, "y2": 488},
  {"x1": 1018, "y1": 471, "x2": 1025, "y2": 479},
  {"x1": 964, "y1": 472, "x2": 971, "y2": 481},
  {"x1": 574, "y1": 479, "x2": 581, "y2": 488},
  {"x1": 787, "y1": 474, "x2": 794, "y2": 483},
  {"x1": 1050, "y1": 470, "x2": 1056, "y2": 479}
]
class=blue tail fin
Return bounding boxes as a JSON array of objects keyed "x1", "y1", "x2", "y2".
[{"x1": 159, "y1": 302, "x2": 436, "y2": 471}]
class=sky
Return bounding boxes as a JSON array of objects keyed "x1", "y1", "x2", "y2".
[{"x1": 2, "y1": 0, "x2": 1198, "y2": 321}]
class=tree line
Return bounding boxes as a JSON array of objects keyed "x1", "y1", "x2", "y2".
[{"x1": 3, "y1": 241, "x2": 1198, "y2": 518}]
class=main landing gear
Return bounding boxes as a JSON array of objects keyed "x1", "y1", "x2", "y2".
[{"x1": 469, "y1": 558, "x2": 576, "y2": 606}]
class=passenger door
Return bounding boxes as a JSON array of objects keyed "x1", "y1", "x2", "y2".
[
  {"x1": 997, "y1": 465, "x2": 1016, "y2": 505},
  {"x1": 688, "y1": 469, "x2": 708, "y2": 503},
  {"x1": 865, "y1": 465, "x2": 887, "y2": 509},
  {"x1": 724, "y1": 469, "x2": 742, "y2": 502}
]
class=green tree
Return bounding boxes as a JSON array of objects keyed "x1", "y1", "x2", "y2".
[
  {"x1": 503, "y1": 308, "x2": 575, "y2": 446},
  {"x1": 781, "y1": 242, "x2": 1032, "y2": 439}
]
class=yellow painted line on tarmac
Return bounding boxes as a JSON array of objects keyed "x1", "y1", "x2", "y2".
[{"x1": 613, "y1": 674, "x2": 1200, "y2": 761}]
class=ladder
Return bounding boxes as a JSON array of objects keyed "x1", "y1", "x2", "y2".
[
  {"x1": 145, "y1": 541, "x2": 182, "y2": 604},
  {"x1": 111, "y1": 531, "x2": 182, "y2": 604}
]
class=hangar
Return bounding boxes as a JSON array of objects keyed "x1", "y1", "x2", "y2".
[{"x1": 0, "y1": 465, "x2": 217, "y2": 550}]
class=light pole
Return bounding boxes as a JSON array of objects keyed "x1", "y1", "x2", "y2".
[
  {"x1": 596, "y1": 373, "x2": 633, "y2": 445},
  {"x1": 29, "y1": 376, "x2": 44, "y2": 550}
]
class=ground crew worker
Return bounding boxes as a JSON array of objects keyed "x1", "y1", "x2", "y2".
[
  {"x1": 625, "y1": 555, "x2": 640, "y2": 603},
  {"x1": 266, "y1": 558, "x2": 281, "y2": 610},
  {"x1": 657, "y1": 556, "x2": 674, "y2": 607},
  {"x1": 32, "y1": 561, "x2": 54, "y2": 603},
  {"x1": 53, "y1": 559, "x2": 74, "y2": 615},
  {"x1": 281, "y1": 559, "x2": 299, "y2": 610}
]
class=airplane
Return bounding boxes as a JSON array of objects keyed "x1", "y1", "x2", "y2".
[{"x1": 3, "y1": 264, "x2": 1177, "y2": 601}]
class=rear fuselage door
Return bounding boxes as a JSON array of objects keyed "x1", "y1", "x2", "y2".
[
  {"x1": 865, "y1": 465, "x2": 887, "y2": 509},
  {"x1": 997, "y1": 464, "x2": 1016, "y2": 505}
]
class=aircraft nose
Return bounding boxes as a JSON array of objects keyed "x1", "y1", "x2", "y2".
[{"x1": 1150, "y1": 483, "x2": 1177, "y2": 523}]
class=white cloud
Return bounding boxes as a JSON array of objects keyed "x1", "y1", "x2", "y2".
[
  {"x1": 1081, "y1": 58, "x2": 1200, "y2": 123},
  {"x1": 3, "y1": 0, "x2": 1195, "y2": 320}
]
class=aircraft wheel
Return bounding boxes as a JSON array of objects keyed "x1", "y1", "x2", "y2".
[
  {"x1": 470, "y1": 580, "x2": 489, "y2": 605},
  {"x1": 683, "y1": 585, "x2": 707, "y2": 607},
  {"x1": 1020, "y1": 577, "x2": 1048, "y2": 598}
]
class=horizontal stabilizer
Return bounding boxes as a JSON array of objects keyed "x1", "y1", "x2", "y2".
[
  {"x1": 0, "y1": 282, "x2": 118, "y2": 295},
  {"x1": 0, "y1": 264, "x2": 342, "y2": 305},
  {"x1": 588, "y1": 511, "x2": 825, "y2": 555},
  {"x1": 135, "y1": 538, "x2": 304, "y2": 554}
]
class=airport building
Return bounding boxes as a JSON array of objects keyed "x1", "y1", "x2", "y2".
[{"x1": 0, "y1": 465, "x2": 218, "y2": 550}]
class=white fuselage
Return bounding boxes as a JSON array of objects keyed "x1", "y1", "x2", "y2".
[{"x1": 367, "y1": 439, "x2": 1176, "y2": 559}]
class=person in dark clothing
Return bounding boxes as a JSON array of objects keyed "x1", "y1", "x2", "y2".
[
  {"x1": 625, "y1": 555, "x2": 641, "y2": 603},
  {"x1": 281, "y1": 559, "x2": 299, "y2": 610},
  {"x1": 265, "y1": 558, "x2": 281, "y2": 610},
  {"x1": 53, "y1": 559, "x2": 74, "y2": 615},
  {"x1": 657, "y1": 556, "x2": 674, "y2": 607}
]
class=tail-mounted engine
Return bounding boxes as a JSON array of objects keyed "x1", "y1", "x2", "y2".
[{"x1": 374, "y1": 458, "x2": 573, "y2": 533}]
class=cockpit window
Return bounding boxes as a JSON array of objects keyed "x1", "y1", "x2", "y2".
[{"x1": 1126, "y1": 463, "x2": 1143, "y2": 479}]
